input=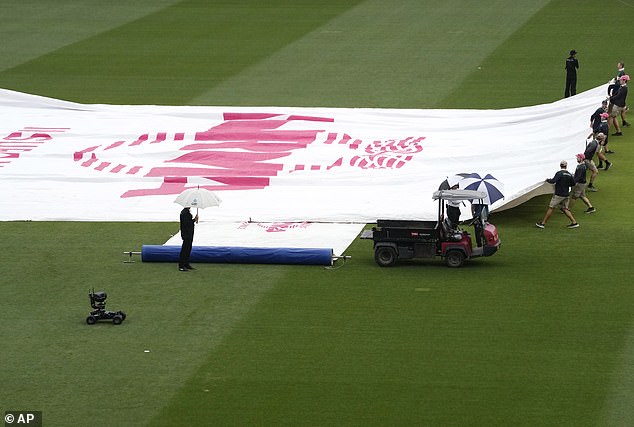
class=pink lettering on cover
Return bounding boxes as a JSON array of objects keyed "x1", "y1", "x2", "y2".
[
  {"x1": 70, "y1": 113, "x2": 426, "y2": 198},
  {"x1": 1, "y1": 127, "x2": 70, "y2": 167}
]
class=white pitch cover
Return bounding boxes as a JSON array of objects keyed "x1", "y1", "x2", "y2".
[{"x1": 0, "y1": 85, "x2": 608, "y2": 252}]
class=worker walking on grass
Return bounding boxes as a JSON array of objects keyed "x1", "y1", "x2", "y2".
[
  {"x1": 536, "y1": 160, "x2": 579, "y2": 229},
  {"x1": 568, "y1": 153, "x2": 596, "y2": 214},
  {"x1": 584, "y1": 134, "x2": 606, "y2": 192},
  {"x1": 609, "y1": 74, "x2": 629, "y2": 136}
]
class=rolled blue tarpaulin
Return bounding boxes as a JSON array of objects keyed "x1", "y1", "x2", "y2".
[{"x1": 141, "y1": 245, "x2": 333, "y2": 266}]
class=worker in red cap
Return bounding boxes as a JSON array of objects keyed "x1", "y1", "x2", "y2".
[
  {"x1": 569, "y1": 153, "x2": 596, "y2": 214},
  {"x1": 609, "y1": 74, "x2": 629, "y2": 136},
  {"x1": 590, "y1": 99, "x2": 608, "y2": 135},
  {"x1": 607, "y1": 62, "x2": 630, "y2": 128}
]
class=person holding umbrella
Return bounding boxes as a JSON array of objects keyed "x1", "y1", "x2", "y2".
[
  {"x1": 458, "y1": 172, "x2": 505, "y2": 246},
  {"x1": 179, "y1": 207, "x2": 198, "y2": 271},
  {"x1": 174, "y1": 187, "x2": 222, "y2": 271}
]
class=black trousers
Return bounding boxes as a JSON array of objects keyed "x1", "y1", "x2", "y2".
[
  {"x1": 446, "y1": 205, "x2": 461, "y2": 228},
  {"x1": 565, "y1": 76, "x2": 577, "y2": 97},
  {"x1": 179, "y1": 237, "x2": 193, "y2": 268}
]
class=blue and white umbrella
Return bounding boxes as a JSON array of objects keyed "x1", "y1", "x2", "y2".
[{"x1": 459, "y1": 173, "x2": 504, "y2": 205}]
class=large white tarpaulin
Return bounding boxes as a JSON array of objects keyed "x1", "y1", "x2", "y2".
[{"x1": 0, "y1": 85, "x2": 607, "y2": 223}]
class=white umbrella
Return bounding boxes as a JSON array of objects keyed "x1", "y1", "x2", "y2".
[{"x1": 174, "y1": 187, "x2": 222, "y2": 210}]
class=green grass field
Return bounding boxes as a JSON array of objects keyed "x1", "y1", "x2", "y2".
[{"x1": 1, "y1": 1, "x2": 633, "y2": 426}]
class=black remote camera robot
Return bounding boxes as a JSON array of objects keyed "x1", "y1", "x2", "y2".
[{"x1": 86, "y1": 289, "x2": 126, "y2": 325}]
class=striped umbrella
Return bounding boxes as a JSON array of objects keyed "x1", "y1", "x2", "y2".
[{"x1": 459, "y1": 173, "x2": 504, "y2": 205}]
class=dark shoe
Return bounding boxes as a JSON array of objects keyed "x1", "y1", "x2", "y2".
[
  {"x1": 605, "y1": 149, "x2": 615, "y2": 154},
  {"x1": 597, "y1": 162, "x2": 604, "y2": 168},
  {"x1": 585, "y1": 207, "x2": 596, "y2": 214},
  {"x1": 604, "y1": 162, "x2": 612, "y2": 171},
  {"x1": 185, "y1": 265, "x2": 196, "y2": 270},
  {"x1": 587, "y1": 185, "x2": 598, "y2": 192},
  {"x1": 179, "y1": 267, "x2": 188, "y2": 272},
  {"x1": 567, "y1": 223, "x2": 580, "y2": 229},
  {"x1": 623, "y1": 121, "x2": 631, "y2": 127},
  {"x1": 535, "y1": 222, "x2": 545, "y2": 229},
  {"x1": 612, "y1": 132, "x2": 623, "y2": 136}
]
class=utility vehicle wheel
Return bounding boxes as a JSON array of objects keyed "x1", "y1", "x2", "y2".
[
  {"x1": 86, "y1": 316, "x2": 97, "y2": 325},
  {"x1": 375, "y1": 246, "x2": 397, "y2": 267},
  {"x1": 113, "y1": 315, "x2": 124, "y2": 325},
  {"x1": 445, "y1": 250, "x2": 465, "y2": 268}
]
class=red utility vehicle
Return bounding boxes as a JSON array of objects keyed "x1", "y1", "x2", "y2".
[{"x1": 362, "y1": 190, "x2": 501, "y2": 267}]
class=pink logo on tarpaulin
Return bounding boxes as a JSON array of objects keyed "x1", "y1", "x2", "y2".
[
  {"x1": 257, "y1": 221, "x2": 310, "y2": 233},
  {"x1": 237, "y1": 221, "x2": 310, "y2": 233},
  {"x1": 2, "y1": 127, "x2": 70, "y2": 168},
  {"x1": 73, "y1": 113, "x2": 425, "y2": 198}
]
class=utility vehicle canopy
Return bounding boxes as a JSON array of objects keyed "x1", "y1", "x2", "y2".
[{"x1": 432, "y1": 190, "x2": 487, "y2": 202}]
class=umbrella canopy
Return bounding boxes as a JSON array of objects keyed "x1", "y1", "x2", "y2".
[
  {"x1": 174, "y1": 187, "x2": 222, "y2": 209},
  {"x1": 458, "y1": 173, "x2": 505, "y2": 205},
  {"x1": 439, "y1": 173, "x2": 471, "y2": 190}
]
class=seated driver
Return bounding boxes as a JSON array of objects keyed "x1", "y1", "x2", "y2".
[{"x1": 446, "y1": 183, "x2": 461, "y2": 229}]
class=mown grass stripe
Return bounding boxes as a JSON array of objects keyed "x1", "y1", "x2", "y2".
[
  {"x1": 0, "y1": 0, "x2": 183, "y2": 72},
  {"x1": 0, "y1": 0, "x2": 364, "y2": 105},
  {"x1": 191, "y1": 0, "x2": 552, "y2": 108}
]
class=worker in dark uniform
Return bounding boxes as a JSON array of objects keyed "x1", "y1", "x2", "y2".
[
  {"x1": 536, "y1": 160, "x2": 579, "y2": 229},
  {"x1": 609, "y1": 74, "x2": 630, "y2": 136},
  {"x1": 178, "y1": 207, "x2": 198, "y2": 271},
  {"x1": 565, "y1": 50, "x2": 579, "y2": 98},
  {"x1": 589, "y1": 100, "x2": 608, "y2": 134}
]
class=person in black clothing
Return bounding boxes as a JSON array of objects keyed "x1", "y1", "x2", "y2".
[
  {"x1": 607, "y1": 61, "x2": 629, "y2": 127},
  {"x1": 595, "y1": 114, "x2": 614, "y2": 168},
  {"x1": 609, "y1": 74, "x2": 629, "y2": 136},
  {"x1": 536, "y1": 160, "x2": 579, "y2": 228},
  {"x1": 439, "y1": 176, "x2": 462, "y2": 228},
  {"x1": 589, "y1": 126, "x2": 612, "y2": 171},
  {"x1": 470, "y1": 201, "x2": 489, "y2": 247},
  {"x1": 583, "y1": 134, "x2": 610, "y2": 191},
  {"x1": 179, "y1": 207, "x2": 198, "y2": 271},
  {"x1": 445, "y1": 181, "x2": 462, "y2": 229},
  {"x1": 607, "y1": 62, "x2": 624, "y2": 98},
  {"x1": 565, "y1": 50, "x2": 579, "y2": 98},
  {"x1": 589, "y1": 100, "x2": 608, "y2": 134},
  {"x1": 569, "y1": 153, "x2": 595, "y2": 214},
  {"x1": 598, "y1": 113, "x2": 610, "y2": 146}
]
